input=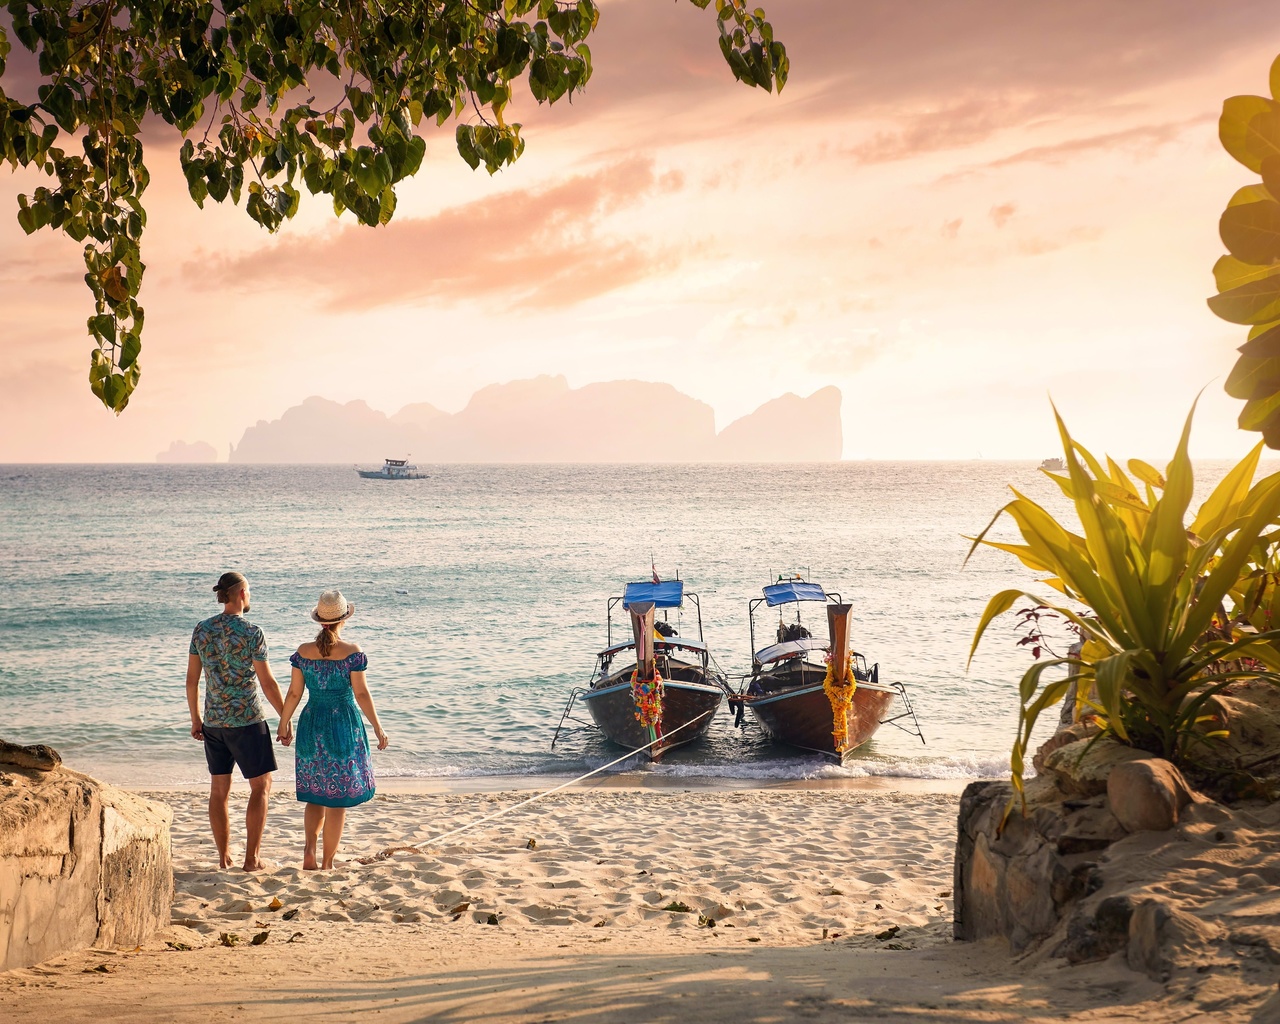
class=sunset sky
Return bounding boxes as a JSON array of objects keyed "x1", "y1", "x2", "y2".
[{"x1": 2, "y1": 0, "x2": 1278, "y2": 462}]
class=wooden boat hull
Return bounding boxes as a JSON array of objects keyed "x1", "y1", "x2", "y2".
[
  {"x1": 743, "y1": 679, "x2": 897, "y2": 761},
  {"x1": 581, "y1": 672, "x2": 724, "y2": 761}
]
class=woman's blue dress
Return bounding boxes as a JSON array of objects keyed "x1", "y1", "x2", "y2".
[{"x1": 289, "y1": 651, "x2": 375, "y2": 807}]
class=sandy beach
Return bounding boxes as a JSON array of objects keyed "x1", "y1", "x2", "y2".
[{"x1": 6, "y1": 780, "x2": 1269, "y2": 1023}]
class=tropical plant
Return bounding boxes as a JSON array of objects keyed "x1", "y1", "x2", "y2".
[
  {"x1": 1208, "y1": 53, "x2": 1280, "y2": 448},
  {"x1": 0, "y1": 0, "x2": 788, "y2": 412},
  {"x1": 967, "y1": 403, "x2": 1280, "y2": 815}
]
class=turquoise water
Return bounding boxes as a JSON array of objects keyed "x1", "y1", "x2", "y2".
[{"x1": 0, "y1": 462, "x2": 1121, "y2": 787}]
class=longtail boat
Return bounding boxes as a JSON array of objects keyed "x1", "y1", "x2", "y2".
[
  {"x1": 730, "y1": 576, "x2": 923, "y2": 760},
  {"x1": 552, "y1": 579, "x2": 730, "y2": 761}
]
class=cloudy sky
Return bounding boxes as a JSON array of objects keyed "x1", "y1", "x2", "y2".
[{"x1": 1, "y1": 0, "x2": 1277, "y2": 461}]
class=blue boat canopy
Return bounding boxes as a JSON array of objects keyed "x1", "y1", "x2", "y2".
[
  {"x1": 763, "y1": 581, "x2": 828, "y2": 606},
  {"x1": 623, "y1": 580, "x2": 684, "y2": 609}
]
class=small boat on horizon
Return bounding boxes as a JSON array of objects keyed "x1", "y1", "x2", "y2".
[
  {"x1": 1039, "y1": 457, "x2": 1066, "y2": 471},
  {"x1": 553, "y1": 578, "x2": 730, "y2": 761},
  {"x1": 356, "y1": 457, "x2": 427, "y2": 480},
  {"x1": 730, "y1": 575, "x2": 923, "y2": 761}
]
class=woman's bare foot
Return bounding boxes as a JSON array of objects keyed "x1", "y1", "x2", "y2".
[
  {"x1": 242, "y1": 857, "x2": 271, "y2": 871},
  {"x1": 321, "y1": 857, "x2": 336, "y2": 869},
  {"x1": 303, "y1": 847, "x2": 319, "y2": 870},
  {"x1": 218, "y1": 852, "x2": 234, "y2": 869}
]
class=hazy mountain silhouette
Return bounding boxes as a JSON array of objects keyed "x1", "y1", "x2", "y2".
[
  {"x1": 156, "y1": 440, "x2": 217, "y2": 463},
  {"x1": 715, "y1": 386, "x2": 842, "y2": 461},
  {"x1": 225, "y1": 377, "x2": 842, "y2": 462}
]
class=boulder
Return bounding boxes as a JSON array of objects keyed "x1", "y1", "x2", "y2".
[
  {"x1": 0, "y1": 765, "x2": 171, "y2": 971},
  {"x1": 1038, "y1": 733, "x2": 1148, "y2": 796},
  {"x1": 0, "y1": 737, "x2": 61, "y2": 772},
  {"x1": 953, "y1": 779, "x2": 1113, "y2": 952},
  {"x1": 1032, "y1": 719, "x2": 1100, "y2": 776},
  {"x1": 1106, "y1": 758, "x2": 1193, "y2": 833},
  {"x1": 1188, "y1": 680, "x2": 1280, "y2": 783}
]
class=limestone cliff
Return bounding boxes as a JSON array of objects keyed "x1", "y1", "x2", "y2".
[{"x1": 224, "y1": 379, "x2": 844, "y2": 462}]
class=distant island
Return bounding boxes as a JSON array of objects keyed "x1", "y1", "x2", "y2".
[
  {"x1": 212, "y1": 377, "x2": 843, "y2": 463},
  {"x1": 155, "y1": 440, "x2": 217, "y2": 463}
]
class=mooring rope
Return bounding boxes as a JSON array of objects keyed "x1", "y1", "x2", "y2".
[{"x1": 355, "y1": 709, "x2": 715, "y2": 864}]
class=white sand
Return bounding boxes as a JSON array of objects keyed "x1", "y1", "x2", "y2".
[{"x1": 0, "y1": 784, "x2": 1266, "y2": 1022}]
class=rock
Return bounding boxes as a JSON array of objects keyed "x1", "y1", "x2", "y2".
[
  {"x1": 0, "y1": 765, "x2": 171, "y2": 971},
  {"x1": 1032, "y1": 719, "x2": 1100, "y2": 776},
  {"x1": 1187, "y1": 680, "x2": 1280, "y2": 785},
  {"x1": 954, "y1": 780, "x2": 1113, "y2": 953},
  {"x1": 1127, "y1": 898, "x2": 1221, "y2": 981},
  {"x1": 1107, "y1": 758, "x2": 1194, "y2": 833},
  {"x1": 1055, "y1": 894, "x2": 1136, "y2": 964},
  {"x1": 1039, "y1": 733, "x2": 1148, "y2": 796},
  {"x1": 0, "y1": 737, "x2": 61, "y2": 771}
]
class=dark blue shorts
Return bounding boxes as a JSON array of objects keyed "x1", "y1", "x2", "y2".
[{"x1": 203, "y1": 722, "x2": 277, "y2": 779}]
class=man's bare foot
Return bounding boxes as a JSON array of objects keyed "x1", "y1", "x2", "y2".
[
  {"x1": 321, "y1": 858, "x2": 336, "y2": 869},
  {"x1": 302, "y1": 849, "x2": 318, "y2": 870},
  {"x1": 242, "y1": 858, "x2": 271, "y2": 871},
  {"x1": 218, "y1": 853, "x2": 234, "y2": 869}
]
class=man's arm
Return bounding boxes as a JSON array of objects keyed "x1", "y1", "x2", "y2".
[
  {"x1": 186, "y1": 653, "x2": 204, "y2": 740},
  {"x1": 254, "y1": 660, "x2": 286, "y2": 716}
]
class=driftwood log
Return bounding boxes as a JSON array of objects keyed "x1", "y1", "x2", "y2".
[{"x1": 0, "y1": 737, "x2": 62, "y2": 771}]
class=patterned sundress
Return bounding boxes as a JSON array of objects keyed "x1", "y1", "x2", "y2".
[{"x1": 289, "y1": 651, "x2": 375, "y2": 807}]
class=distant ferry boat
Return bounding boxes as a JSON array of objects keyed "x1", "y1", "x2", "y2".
[
  {"x1": 1039, "y1": 457, "x2": 1065, "y2": 471},
  {"x1": 356, "y1": 458, "x2": 427, "y2": 480}
]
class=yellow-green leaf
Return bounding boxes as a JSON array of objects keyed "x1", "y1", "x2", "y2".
[{"x1": 1221, "y1": 95, "x2": 1280, "y2": 173}]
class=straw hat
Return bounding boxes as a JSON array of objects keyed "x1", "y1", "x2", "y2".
[{"x1": 310, "y1": 589, "x2": 355, "y2": 625}]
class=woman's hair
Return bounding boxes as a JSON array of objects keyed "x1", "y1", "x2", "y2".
[{"x1": 315, "y1": 622, "x2": 340, "y2": 658}]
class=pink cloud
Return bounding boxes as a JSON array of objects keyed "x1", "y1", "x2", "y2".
[{"x1": 188, "y1": 159, "x2": 687, "y2": 310}]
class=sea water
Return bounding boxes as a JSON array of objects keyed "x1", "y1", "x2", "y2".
[{"x1": 0, "y1": 461, "x2": 1231, "y2": 789}]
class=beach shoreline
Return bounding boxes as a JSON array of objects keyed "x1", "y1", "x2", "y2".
[
  {"x1": 5, "y1": 783, "x2": 1264, "y2": 1022},
  {"x1": 127, "y1": 772, "x2": 979, "y2": 797}
]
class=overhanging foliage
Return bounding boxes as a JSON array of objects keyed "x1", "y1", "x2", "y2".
[
  {"x1": 1209, "y1": 53, "x2": 1280, "y2": 447},
  {"x1": 0, "y1": 0, "x2": 788, "y2": 412}
]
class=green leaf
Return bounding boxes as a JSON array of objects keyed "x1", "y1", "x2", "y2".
[
  {"x1": 1220, "y1": 200, "x2": 1280, "y2": 265},
  {"x1": 1208, "y1": 271, "x2": 1280, "y2": 325},
  {"x1": 119, "y1": 332, "x2": 141, "y2": 371},
  {"x1": 1225, "y1": 353, "x2": 1280, "y2": 400},
  {"x1": 1239, "y1": 388, "x2": 1280, "y2": 434},
  {"x1": 967, "y1": 588, "x2": 1024, "y2": 666},
  {"x1": 377, "y1": 184, "x2": 396, "y2": 226},
  {"x1": 1220, "y1": 95, "x2": 1279, "y2": 173},
  {"x1": 1239, "y1": 321, "x2": 1280, "y2": 358},
  {"x1": 1213, "y1": 254, "x2": 1280, "y2": 292},
  {"x1": 1190, "y1": 440, "x2": 1263, "y2": 538}
]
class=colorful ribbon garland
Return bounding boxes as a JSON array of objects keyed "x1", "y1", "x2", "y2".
[{"x1": 630, "y1": 668, "x2": 664, "y2": 731}]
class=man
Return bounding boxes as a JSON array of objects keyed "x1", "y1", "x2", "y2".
[{"x1": 186, "y1": 571, "x2": 285, "y2": 870}]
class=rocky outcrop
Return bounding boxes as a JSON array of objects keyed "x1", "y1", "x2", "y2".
[
  {"x1": 0, "y1": 764, "x2": 172, "y2": 971},
  {"x1": 0, "y1": 738, "x2": 61, "y2": 772},
  {"x1": 955, "y1": 713, "x2": 1280, "y2": 992},
  {"x1": 953, "y1": 776, "x2": 1123, "y2": 953}
]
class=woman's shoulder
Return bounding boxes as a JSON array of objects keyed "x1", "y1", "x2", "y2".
[{"x1": 292, "y1": 641, "x2": 362, "y2": 663}]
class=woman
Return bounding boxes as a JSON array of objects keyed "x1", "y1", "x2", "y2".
[{"x1": 278, "y1": 589, "x2": 389, "y2": 869}]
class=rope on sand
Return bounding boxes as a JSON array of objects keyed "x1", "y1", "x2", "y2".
[{"x1": 355, "y1": 710, "x2": 714, "y2": 865}]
